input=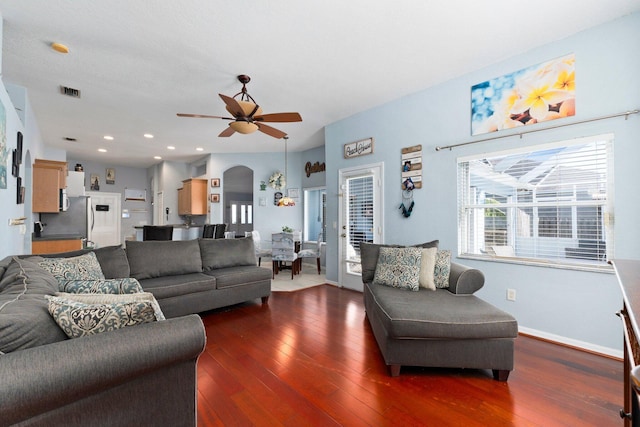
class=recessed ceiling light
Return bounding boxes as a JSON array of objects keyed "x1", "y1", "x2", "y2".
[
  {"x1": 167, "y1": 146, "x2": 175, "y2": 150},
  {"x1": 51, "y1": 42, "x2": 69, "y2": 54},
  {"x1": 98, "y1": 148, "x2": 107, "y2": 153},
  {"x1": 144, "y1": 134, "x2": 154, "y2": 139},
  {"x1": 154, "y1": 156, "x2": 162, "y2": 160},
  {"x1": 103, "y1": 135, "x2": 114, "y2": 141},
  {"x1": 196, "y1": 147, "x2": 204, "y2": 151}
]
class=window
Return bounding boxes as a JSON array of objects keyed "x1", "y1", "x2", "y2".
[
  {"x1": 457, "y1": 134, "x2": 613, "y2": 269},
  {"x1": 303, "y1": 187, "x2": 326, "y2": 242}
]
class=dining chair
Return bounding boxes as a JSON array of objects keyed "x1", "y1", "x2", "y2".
[
  {"x1": 202, "y1": 224, "x2": 216, "y2": 238},
  {"x1": 296, "y1": 232, "x2": 325, "y2": 274},
  {"x1": 142, "y1": 225, "x2": 174, "y2": 241},
  {"x1": 244, "y1": 231, "x2": 272, "y2": 266},
  {"x1": 271, "y1": 232, "x2": 298, "y2": 279},
  {"x1": 213, "y1": 223, "x2": 227, "y2": 239}
]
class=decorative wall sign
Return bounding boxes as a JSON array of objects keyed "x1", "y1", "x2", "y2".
[
  {"x1": 344, "y1": 138, "x2": 374, "y2": 159},
  {"x1": 471, "y1": 53, "x2": 575, "y2": 136},
  {"x1": 274, "y1": 191, "x2": 283, "y2": 205},
  {"x1": 305, "y1": 161, "x2": 326, "y2": 177},
  {"x1": 401, "y1": 145, "x2": 422, "y2": 189}
]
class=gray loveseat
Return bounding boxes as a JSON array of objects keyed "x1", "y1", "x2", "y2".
[
  {"x1": 361, "y1": 242, "x2": 518, "y2": 380},
  {"x1": 0, "y1": 237, "x2": 271, "y2": 426}
]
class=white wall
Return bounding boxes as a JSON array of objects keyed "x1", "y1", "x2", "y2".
[{"x1": 324, "y1": 13, "x2": 640, "y2": 354}]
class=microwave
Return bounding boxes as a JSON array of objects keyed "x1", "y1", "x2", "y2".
[{"x1": 59, "y1": 188, "x2": 69, "y2": 211}]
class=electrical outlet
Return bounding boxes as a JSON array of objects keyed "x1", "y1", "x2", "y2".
[{"x1": 507, "y1": 289, "x2": 516, "y2": 301}]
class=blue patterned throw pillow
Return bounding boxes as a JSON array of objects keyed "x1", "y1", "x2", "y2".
[
  {"x1": 434, "y1": 250, "x2": 451, "y2": 288},
  {"x1": 38, "y1": 252, "x2": 105, "y2": 283},
  {"x1": 46, "y1": 292, "x2": 165, "y2": 338},
  {"x1": 372, "y1": 247, "x2": 422, "y2": 291},
  {"x1": 58, "y1": 277, "x2": 144, "y2": 294}
]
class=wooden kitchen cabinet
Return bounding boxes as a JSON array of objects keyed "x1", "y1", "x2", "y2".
[
  {"x1": 33, "y1": 161, "x2": 67, "y2": 213},
  {"x1": 34, "y1": 159, "x2": 67, "y2": 188},
  {"x1": 32, "y1": 239, "x2": 82, "y2": 255},
  {"x1": 178, "y1": 178, "x2": 208, "y2": 215}
]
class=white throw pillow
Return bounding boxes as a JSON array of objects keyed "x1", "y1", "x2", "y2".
[{"x1": 418, "y1": 247, "x2": 438, "y2": 290}]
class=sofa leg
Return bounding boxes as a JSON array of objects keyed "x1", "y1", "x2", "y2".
[
  {"x1": 492, "y1": 369, "x2": 510, "y2": 381},
  {"x1": 389, "y1": 364, "x2": 401, "y2": 377},
  {"x1": 316, "y1": 258, "x2": 321, "y2": 274},
  {"x1": 261, "y1": 296, "x2": 269, "y2": 304}
]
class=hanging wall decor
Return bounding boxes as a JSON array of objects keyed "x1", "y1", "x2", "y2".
[
  {"x1": 471, "y1": 53, "x2": 575, "y2": 136},
  {"x1": 344, "y1": 137, "x2": 374, "y2": 159},
  {"x1": 401, "y1": 145, "x2": 422, "y2": 189}
]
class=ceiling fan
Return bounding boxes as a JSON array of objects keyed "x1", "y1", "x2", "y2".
[{"x1": 177, "y1": 74, "x2": 302, "y2": 139}]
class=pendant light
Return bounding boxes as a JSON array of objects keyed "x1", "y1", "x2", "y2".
[{"x1": 278, "y1": 136, "x2": 295, "y2": 207}]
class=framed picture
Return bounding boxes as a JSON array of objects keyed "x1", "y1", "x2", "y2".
[
  {"x1": 211, "y1": 178, "x2": 220, "y2": 187},
  {"x1": 210, "y1": 193, "x2": 220, "y2": 203},
  {"x1": 106, "y1": 168, "x2": 115, "y2": 184},
  {"x1": 90, "y1": 174, "x2": 100, "y2": 191},
  {"x1": 287, "y1": 188, "x2": 299, "y2": 199}
]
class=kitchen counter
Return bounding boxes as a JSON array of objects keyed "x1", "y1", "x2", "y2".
[
  {"x1": 32, "y1": 234, "x2": 84, "y2": 255},
  {"x1": 32, "y1": 233, "x2": 84, "y2": 241}
]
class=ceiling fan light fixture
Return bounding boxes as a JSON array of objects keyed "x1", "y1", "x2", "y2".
[
  {"x1": 226, "y1": 100, "x2": 263, "y2": 117},
  {"x1": 229, "y1": 121, "x2": 259, "y2": 134}
]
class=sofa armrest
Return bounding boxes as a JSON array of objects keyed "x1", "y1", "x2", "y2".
[
  {"x1": 448, "y1": 262, "x2": 485, "y2": 294},
  {"x1": 0, "y1": 314, "x2": 206, "y2": 426}
]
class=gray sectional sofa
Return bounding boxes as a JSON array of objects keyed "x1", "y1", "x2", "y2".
[
  {"x1": 361, "y1": 242, "x2": 518, "y2": 380},
  {"x1": 0, "y1": 237, "x2": 272, "y2": 426}
]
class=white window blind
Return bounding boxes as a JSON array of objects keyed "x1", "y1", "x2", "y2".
[
  {"x1": 344, "y1": 175, "x2": 374, "y2": 261},
  {"x1": 457, "y1": 134, "x2": 614, "y2": 269}
]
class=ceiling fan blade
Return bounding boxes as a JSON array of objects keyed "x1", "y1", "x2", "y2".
[
  {"x1": 254, "y1": 112, "x2": 302, "y2": 123},
  {"x1": 218, "y1": 126, "x2": 236, "y2": 137},
  {"x1": 177, "y1": 113, "x2": 234, "y2": 120},
  {"x1": 257, "y1": 123, "x2": 287, "y2": 139},
  {"x1": 219, "y1": 94, "x2": 246, "y2": 117}
]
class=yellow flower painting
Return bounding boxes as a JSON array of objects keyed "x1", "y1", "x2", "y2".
[{"x1": 471, "y1": 54, "x2": 575, "y2": 136}]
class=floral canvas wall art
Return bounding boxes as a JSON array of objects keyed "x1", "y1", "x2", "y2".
[{"x1": 471, "y1": 53, "x2": 575, "y2": 136}]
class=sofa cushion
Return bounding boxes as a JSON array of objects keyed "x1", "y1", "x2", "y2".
[
  {"x1": 138, "y1": 273, "x2": 216, "y2": 300},
  {"x1": 373, "y1": 247, "x2": 422, "y2": 291},
  {"x1": 46, "y1": 292, "x2": 165, "y2": 338},
  {"x1": 205, "y1": 266, "x2": 272, "y2": 289},
  {"x1": 0, "y1": 258, "x2": 68, "y2": 354},
  {"x1": 38, "y1": 245, "x2": 131, "y2": 279},
  {"x1": 199, "y1": 237, "x2": 256, "y2": 270},
  {"x1": 418, "y1": 247, "x2": 438, "y2": 290},
  {"x1": 59, "y1": 278, "x2": 144, "y2": 294},
  {"x1": 360, "y1": 240, "x2": 439, "y2": 284},
  {"x1": 365, "y1": 282, "x2": 518, "y2": 340},
  {"x1": 126, "y1": 240, "x2": 203, "y2": 280},
  {"x1": 36, "y1": 252, "x2": 105, "y2": 283},
  {"x1": 434, "y1": 250, "x2": 451, "y2": 289}
]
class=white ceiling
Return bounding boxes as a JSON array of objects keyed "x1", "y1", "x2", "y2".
[{"x1": 1, "y1": 1, "x2": 639, "y2": 168}]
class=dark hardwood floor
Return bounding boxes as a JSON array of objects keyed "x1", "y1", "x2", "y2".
[{"x1": 196, "y1": 285, "x2": 623, "y2": 426}]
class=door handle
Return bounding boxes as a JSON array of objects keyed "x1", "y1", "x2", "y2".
[{"x1": 341, "y1": 233, "x2": 346, "y2": 238}]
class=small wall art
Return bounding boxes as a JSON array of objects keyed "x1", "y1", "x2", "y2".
[
  {"x1": 211, "y1": 178, "x2": 220, "y2": 187},
  {"x1": 106, "y1": 167, "x2": 115, "y2": 184},
  {"x1": 210, "y1": 193, "x2": 220, "y2": 203},
  {"x1": 90, "y1": 174, "x2": 100, "y2": 191}
]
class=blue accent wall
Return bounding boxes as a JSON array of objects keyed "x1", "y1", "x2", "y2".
[{"x1": 324, "y1": 13, "x2": 640, "y2": 354}]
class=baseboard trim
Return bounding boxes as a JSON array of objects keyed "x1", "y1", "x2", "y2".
[{"x1": 518, "y1": 326, "x2": 622, "y2": 360}]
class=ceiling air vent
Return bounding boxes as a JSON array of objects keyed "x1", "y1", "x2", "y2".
[{"x1": 60, "y1": 85, "x2": 81, "y2": 98}]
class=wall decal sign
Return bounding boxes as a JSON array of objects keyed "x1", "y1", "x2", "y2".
[{"x1": 344, "y1": 138, "x2": 374, "y2": 159}]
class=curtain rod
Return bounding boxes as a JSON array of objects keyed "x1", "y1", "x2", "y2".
[{"x1": 435, "y1": 109, "x2": 640, "y2": 152}]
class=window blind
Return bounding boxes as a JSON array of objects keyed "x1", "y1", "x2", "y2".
[{"x1": 457, "y1": 134, "x2": 614, "y2": 268}]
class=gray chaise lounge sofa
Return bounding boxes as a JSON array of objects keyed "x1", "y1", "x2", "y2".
[
  {"x1": 361, "y1": 242, "x2": 518, "y2": 380},
  {"x1": 0, "y1": 237, "x2": 271, "y2": 426}
]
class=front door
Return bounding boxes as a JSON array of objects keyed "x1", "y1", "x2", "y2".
[{"x1": 338, "y1": 163, "x2": 383, "y2": 291}]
